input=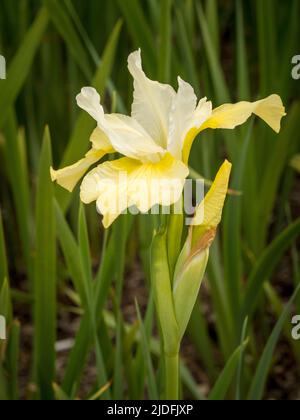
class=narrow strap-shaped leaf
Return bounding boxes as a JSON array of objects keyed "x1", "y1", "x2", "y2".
[
  {"x1": 0, "y1": 7, "x2": 49, "y2": 128},
  {"x1": 61, "y1": 314, "x2": 91, "y2": 395},
  {"x1": 34, "y1": 127, "x2": 56, "y2": 400},
  {"x1": 175, "y1": 8, "x2": 200, "y2": 96},
  {"x1": 0, "y1": 278, "x2": 12, "y2": 324},
  {"x1": 209, "y1": 340, "x2": 249, "y2": 400},
  {"x1": 136, "y1": 301, "x2": 159, "y2": 400},
  {"x1": 62, "y1": 219, "x2": 132, "y2": 395},
  {"x1": 7, "y1": 320, "x2": 20, "y2": 400},
  {"x1": 223, "y1": 121, "x2": 254, "y2": 339},
  {"x1": 0, "y1": 211, "x2": 8, "y2": 290},
  {"x1": 235, "y1": 0, "x2": 250, "y2": 100},
  {"x1": 158, "y1": 0, "x2": 172, "y2": 82},
  {"x1": 259, "y1": 103, "x2": 300, "y2": 240},
  {"x1": 117, "y1": 0, "x2": 156, "y2": 75},
  {"x1": 43, "y1": 0, "x2": 92, "y2": 79},
  {"x1": 205, "y1": 0, "x2": 220, "y2": 56},
  {"x1": 248, "y1": 284, "x2": 300, "y2": 400},
  {"x1": 61, "y1": 0, "x2": 127, "y2": 113},
  {"x1": 187, "y1": 303, "x2": 217, "y2": 381},
  {"x1": 242, "y1": 217, "x2": 300, "y2": 321},
  {"x1": 53, "y1": 383, "x2": 71, "y2": 401},
  {"x1": 78, "y1": 204, "x2": 93, "y2": 296},
  {"x1": 3, "y1": 113, "x2": 32, "y2": 282},
  {"x1": 78, "y1": 204, "x2": 110, "y2": 398},
  {"x1": 196, "y1": 2, "x2": 230, "y2": 104},
  {"x1": 180, "y1": 362, "x2": 206, "y2": 401},
  {"x1": 236, "y1": 317, "x2": 249, "y2": 400},
  {"x1": 113, "y1": 216, "x2": 128, "y2": 399},
  {"x1": 54, "y1": 200, "x2": 88, "y2": 308}
]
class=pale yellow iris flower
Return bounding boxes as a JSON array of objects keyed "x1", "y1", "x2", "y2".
[{"x1": 51, "y1": 50, "x2": 286, "y2": 228}]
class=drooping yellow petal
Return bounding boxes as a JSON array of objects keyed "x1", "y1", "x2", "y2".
[
  {"x1": 51, "y1": 127, "x2": 114, "y2": 192},
  {"x1": 128, "y1": 50, "x2": 175, "y2": 149},
  {"x1": 50, "y1": 149, "x2": 107, "y2": 193},
  {"x1": 80, "y1": 153, "x2": 189, "y2": 228},
  {"x1": 182, "y1": 95, "x2": 286, "y2": 164},
  {"x1": 200, "y1": 94, "x2": 286, "y2": 133}
]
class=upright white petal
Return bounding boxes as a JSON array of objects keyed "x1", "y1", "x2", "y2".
[
  {"x1": 89, "y1": 127, "x2": 111, "y2": 151},
  {"x1": 168, "y1": 77, "x2": 198, "y2": 159},
  {"x1": 128, "y1": 50, "x2": 175, "y2": 149},
  {"x1": 76, "y1": 87, "x2": 105, "y2": 122},
  {"x1": 168, "y1": 78, "x2": 212, "y2": 161},
  {"x1": 76, "y1": 87, "x2": 165, "y2": 163},
  {"x1": 104, "y1": 113, "x2": 165, "y2": 163}
]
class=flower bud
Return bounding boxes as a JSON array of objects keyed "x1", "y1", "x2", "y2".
[
  {"x1": 173, "y1": 160, "x2": 232, "y2": 339},
  {"x1": 151, "y1": 228, "x2": 180, "y2": 355}
]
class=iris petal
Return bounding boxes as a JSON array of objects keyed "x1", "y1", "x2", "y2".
[
  {"x1": 182, "y1": 95, "x2": 286, "y2": 164},
  {"x1": 50, "y1": 148, "x2": 109, "y2": 192},
  {"x1": 128, "y1": 50, "x2": 175, "y2": 149},
  {"x1": 76, "y1": 86, "x2": 165, "y2": 163},
  {"x1": 200, "y1": 94, "x2": 286, "y2": 133},
  {"x1": 80, "y1": 153, "x2": 189, "y2": 228}
]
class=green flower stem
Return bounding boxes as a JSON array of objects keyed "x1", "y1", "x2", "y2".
[
  {"x1": 152, "y1": 211, "x2": 181, "y2": 400},
  {"x1": 165, "y1": 352, "x2": 179, "y2": 400}
]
